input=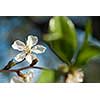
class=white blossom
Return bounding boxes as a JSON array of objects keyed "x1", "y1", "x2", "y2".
[
  {"x1": 66, "y1": 69, "x2": 84, "y2": 83},
  {"x1": 12, "y1": 35, "x2": 46, "y2": 64},
  {"x1": 10, "y1": 70, "x2": 34, "y2": 83}
]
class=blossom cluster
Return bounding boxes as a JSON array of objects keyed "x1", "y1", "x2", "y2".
[{"x1": 10, "y1": 35, "x2": 46, "y2": 83}]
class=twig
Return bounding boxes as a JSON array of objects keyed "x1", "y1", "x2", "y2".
[
  {"x1": 0, "y1": 66, "x2": 46, "y2": 73},
  {"x1": 0, "y1": 59, "x2": 47, "y2": 74}
]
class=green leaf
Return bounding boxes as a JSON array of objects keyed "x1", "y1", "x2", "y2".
[
  {"x1": 83, "y1": 19, "x2": 92, "y2": 46},
  {"x1": 85, "y1": 19, "x2": 92, "y2": 36},
  {"x1": 74, "y1": 18, "x2": 95, "y2": 67},
  {"x1": 37, "y1": 69, "x2": 61, "y2": 83},
  {"x1": 44, "y1": 16, "x2": 77, "y2": 64},
  {"x1": 75, "y1": 44, "x2": 100, "y2": 67}
]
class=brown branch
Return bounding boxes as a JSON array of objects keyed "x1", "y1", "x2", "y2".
[
  {"x1": 0, "y1": 69, "x2": 18, "y2": 73},
  {"x1": 0, "y1": 66, "x2": 46, "y2": 73},
  {"x1": 0, "y1": 59, "x2": 47, "y2": 74}
]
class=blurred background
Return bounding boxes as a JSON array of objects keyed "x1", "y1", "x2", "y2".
[{"x1": 0, "y1": 16, "x2": 100, "y2": 83}]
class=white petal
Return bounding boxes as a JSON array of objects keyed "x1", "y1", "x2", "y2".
[
  {"x1": 66, "y1": 74, "x2": 73, "y2": 83},
  {"x1": 32, "y1": 45, "x2": 46, "y2": 54},
  {"x1": 10, "y1": 76, "x2": 24, "y2": 83},
  {"x1": 12, "y1": 40, "x2": 25, "y2": 51},
  {"x1": 77, "y1": 77, "x2": 83, "y2": 82},
  {"x1": 15, "y1": 52, "x2": 26, "y2": 62},
  {"x1": 26, "y1": 35, "x2": 38, "y2": 48},
  {"x1": 24, "y1": 71, "x2": 33, "y2": 82},
  {"x1": 25, "y1": 54, "x2": 37, "y2": 64}
]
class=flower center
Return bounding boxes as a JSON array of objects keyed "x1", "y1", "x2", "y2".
[{"x1": 24, "y1": 46, "x2": 31, "y2": 54}]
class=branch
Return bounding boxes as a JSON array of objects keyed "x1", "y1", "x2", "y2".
[{"x1": 0, "y1": 59, "x2": 47, "y2": 74}]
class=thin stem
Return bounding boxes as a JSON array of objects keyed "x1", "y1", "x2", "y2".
[
  {"x1": 0, "y1": 59, "x2": 47, "y2": 74},
  {"x1": 0, "y1": 66, "x2": 47, "y2": 73},
  {"x1": 15, "y1": 59, "x2": 25, "y2": 65},
  {"x1": 0, "y1": 70, "x2": 18, "y2": 73},
  {"x1": 15, "y1": 65, "x2": 47, "y2": 71},
  {"x1": 33, "y1": 66, "x2": 47, "y2": 70}
]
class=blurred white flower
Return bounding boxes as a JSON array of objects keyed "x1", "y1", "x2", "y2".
[
  {"x1": 12, "y1": 35, "x2": 46, "y2": 64},
  {"x1": 66, "y1": 69, "x2": 84, "y2": 83},
  {"x1": 10, "y1": 70, "x2": 34, "y2": 83}
]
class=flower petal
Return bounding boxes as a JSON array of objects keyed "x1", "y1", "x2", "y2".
[
  {"x1": 25, "y1": 54, "x2": 37, "y2": 64},
  {"x1": 26, "y1": 35, "x2": 38, "y2": 48},
  {"x1": 24, "y1": 71, "x2": 33, "y2": 82},
  {"x1": 12, "y1": 40, "x2": 25, "y2": 51},
  {"x1": 66, "y1": 69, "x2": 84, "y2": 83},
  {"x1": 15, "y1": 52, "x2": 26, "y2": 62},
  {"x1": 32, "y1": 45, "x2": 46, "y2": 54},
  {"x1": 10, "y1": 76, "x2": 24, "y2": 83}
]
